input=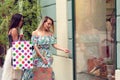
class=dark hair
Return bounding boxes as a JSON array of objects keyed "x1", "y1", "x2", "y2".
[{"x1": 8, "y1": 13, "x2": 23, "y2": 32}]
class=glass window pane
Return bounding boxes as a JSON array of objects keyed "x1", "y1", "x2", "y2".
[{"x1": 74, "y1": 0, "x2": 115, "y2": 80}]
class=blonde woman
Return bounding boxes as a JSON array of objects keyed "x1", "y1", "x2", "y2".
[{"x1": 22, "y1": 16, "x2": 70, "y2": 80}]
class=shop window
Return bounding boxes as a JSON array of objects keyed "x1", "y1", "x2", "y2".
[{"x1": 74, "y1": 0, "x2": 115, "y2": 80}]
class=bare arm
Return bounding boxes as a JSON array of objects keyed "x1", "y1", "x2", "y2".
[
  {"x1": 34, "y1": 44, "x2": 48, "y2": 64},
  {"x1": 33, "y1": 44, "x2": 45, "y2": 59},
  {"x1": 52, "y1": 43, "x2": 70, "y2": 53},
  {"x1": 11, "y1": 28, "x2": 19, "y2": 41},
  {"x1": 32, "y1": 31, "x2": 48, "y2": 64}
]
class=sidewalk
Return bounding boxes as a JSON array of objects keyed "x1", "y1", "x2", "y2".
[
  {"x1": 0, "y1": 68, "x2": 117, "y2": 80},
  {"x1": 77, "y1": 72, "x2": 108, "y2": 80}
]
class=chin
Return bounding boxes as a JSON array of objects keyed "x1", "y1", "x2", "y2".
[{"x1": 45, "y1": 29, "x2": 49, "y2": 32}]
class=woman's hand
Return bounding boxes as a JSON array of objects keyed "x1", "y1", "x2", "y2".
[
  {"x1": 42, "y1": 57, "x2": 48, "y2": 65},
  {"x1": 63, "y1": 49, "x2": 70, "y2": 53},
  {"x1": 52, "y1": 44, "x2": 70, "y2": 53}
]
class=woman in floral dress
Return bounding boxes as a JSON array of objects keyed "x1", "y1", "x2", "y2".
[{"x1": 22, "y1": 16, "x2": 70, "y2": 80}]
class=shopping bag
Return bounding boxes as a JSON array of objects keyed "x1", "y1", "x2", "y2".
[
  {"x1": 33, "y1": 67, "x2": 52, "y2": 80},
  {"x1": 12, "y1": 41, "x2": 34, "y2": 70}
]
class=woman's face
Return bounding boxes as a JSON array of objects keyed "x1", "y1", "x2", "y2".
[
  {"x1": 19, "y1": 17, "x2": 24, "y2": 28},
  {"x1": 43, "y1": 19, "x2": 52, "y2": 31}
]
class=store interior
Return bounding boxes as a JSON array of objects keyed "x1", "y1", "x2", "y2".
[{"x1": 76, "y1": 0, "x2": 115, "y2": 80}]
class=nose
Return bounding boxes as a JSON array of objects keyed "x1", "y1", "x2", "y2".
[{"x1": 48, "y1": 25, "x2": 51, "y2": 28}]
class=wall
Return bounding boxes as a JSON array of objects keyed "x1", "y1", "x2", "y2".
[{"x1": 117, "y1": 0, "x2": 120, "y2": 69}]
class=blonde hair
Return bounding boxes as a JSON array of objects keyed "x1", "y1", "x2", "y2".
[{"x1": 37, "y1": 16, "x2": 54, "y2": 33}]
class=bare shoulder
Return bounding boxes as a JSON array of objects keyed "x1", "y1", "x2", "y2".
[
  {"x1": 11, "y1": 28, "x2": 17, "y2": 31},
  {"x1": 32, "y1": 30, "x2": 38, "y2": 36},
  {"x1": 11, "y1": 28, "x2": 17, "y2": 34}
]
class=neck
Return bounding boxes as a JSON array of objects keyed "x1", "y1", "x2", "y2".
[{"x1": 40, "y1": 28, "x2": 50, "y2": 33}]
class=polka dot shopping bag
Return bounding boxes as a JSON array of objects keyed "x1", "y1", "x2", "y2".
[{"x1": 12, "y1": 41, "x2": 34, "y2": 70}]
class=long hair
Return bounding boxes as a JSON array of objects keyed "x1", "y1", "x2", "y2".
[
  {"x1": 8, "y1": 13, "x2": 23, "y2": 32},
  {"x1": 37, "y1": 16, "x2": 54, "y2": 33}
]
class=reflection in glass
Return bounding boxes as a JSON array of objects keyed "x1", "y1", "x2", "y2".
[{"x1": 75, "y1": 0, "x2": 115, "y2": 80}]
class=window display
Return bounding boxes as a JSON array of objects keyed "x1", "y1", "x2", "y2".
[{"x1": 74, "y1": 0, "x2": 115, "y2": 80}]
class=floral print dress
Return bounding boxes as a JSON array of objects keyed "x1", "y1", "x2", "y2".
[{"x1": 22, "y1": 35, "x2": 56, "y2": 80}]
